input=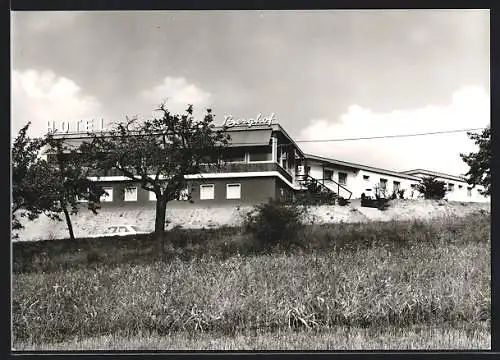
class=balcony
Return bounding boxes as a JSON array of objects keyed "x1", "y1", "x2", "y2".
[
  {"x1": 87, "y1": 162, "x2": 293, "y2": 183},
  {"x1": 87, "y1": 168, "x2": 123, "y2": 177},
  {"x1": 200, "y1": 162, "x2": 293, "y2": 182}
]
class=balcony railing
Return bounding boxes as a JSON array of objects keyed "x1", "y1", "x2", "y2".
[
  {"x1": 87, "y1": 161, "x2": 293, "y2": 183},
  {"x1": 87, "y1": 168, "x2": 123, "y2": 177},
  {"x1": 201, "y1": 162, "x2": 293, "y2": 182}
]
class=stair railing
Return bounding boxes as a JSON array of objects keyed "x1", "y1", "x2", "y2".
[
  {"x1": 320, "y1": 177, "x2": 353, "y2": 200},
  {"x1": 299, "y1": 174, "x2": 352, "y2": 200}
]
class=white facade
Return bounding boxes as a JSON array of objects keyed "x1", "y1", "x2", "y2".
[
  {"x1": 404, "y1": 170, "x2": 489, "y2": 203},
  {"x1": 306, "y1": 160, "x2": 358, "y2": 199},
  {"x1": 306, "y1": 160, "x2": 420, "y2": 200},
  {"x1": 351, "y1": 169, "x2": 420, "y2": 200},
  {"x1": 305, "y1": 157, "x2": 490, "y2": 203}
]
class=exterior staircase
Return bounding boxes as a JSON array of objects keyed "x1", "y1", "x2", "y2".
[{"x1": 295, "y1": 174, "x2": 351, "y2": 205}]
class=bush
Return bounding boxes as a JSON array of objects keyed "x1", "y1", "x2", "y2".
[
  {"x1": 398, "y1": 189, "x2": 405, "y2": 199},
  {"x1": 244, "y1": 200, "x2": 307, "y2": 251},
  {"x1": 416, "y1": 176, "x2": 446, "y2": 200},
  {"x1": 377, "y1": 198, "x2": 391, "y2": 211},
  {"x1": 337, "y1": 197, "x2": 349, "y2": 206}
]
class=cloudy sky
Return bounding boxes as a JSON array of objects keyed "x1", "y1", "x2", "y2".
[{"x1": 11, "y1": 10, "x2": 489, "y2": 175}]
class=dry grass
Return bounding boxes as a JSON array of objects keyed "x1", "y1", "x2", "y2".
[
  {"x1": 15, "y1": 323, "x2": 490, "y2": 350},
  {"x1": 12, "y1": 214, "x2": 491, "y2": 350},
  {"x1": 13, "y1": 211, "x2": 490, "y2": 273},
  {"x1": 12, "y1": 214, "x2": 490, "y2": 349}
]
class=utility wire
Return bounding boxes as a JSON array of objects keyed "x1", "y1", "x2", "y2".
[
  {"x1": 292, "y1": 127, "x2": 486, "y2": 143},
  {"x1": 56, "y1": 126, "x2": 487, "y2": 146},
  {"x1": 228, "y1": 127, "x2": 486, "y2": 146}
]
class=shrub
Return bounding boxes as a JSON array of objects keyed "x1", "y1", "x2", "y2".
[
  {"x1": 416, "y1": 176, "x2": 446, "y2": 200},
  {"x1": 337, "y1": 197, "x2": 349, "y2": 206},
  {"x1": 378, "y1": 199, "x2": 390, "y2": 211},
  {"x1": 243, "y1": 200, "x2": 307, "y2": 251},
  {"x1": 398, "y1": 189, "x2": 405, "y2": 199}
]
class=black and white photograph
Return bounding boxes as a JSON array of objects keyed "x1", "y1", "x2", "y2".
[{"x1": 11, "y1": 9, "x2": 491, "y2": 351}]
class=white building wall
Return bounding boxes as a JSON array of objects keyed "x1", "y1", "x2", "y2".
[
  {"x1": 352, "y1": 169, "x2": 420, "y2": 199},
  {"x1": 308, "y1": 162, "x2": 418, "y2": 199},
  {"x1": 307, "y1": 161, "x2": 357, "y2": 199},
  {"x1": 307, "y1": 162, "x2": 324, "y2": 182},
  {"x1": 409, "y1": 172, "x2": 489, "y2": 203},
  {"x1": 307, "y1": 161, "x2": 490, "y2": 202}
]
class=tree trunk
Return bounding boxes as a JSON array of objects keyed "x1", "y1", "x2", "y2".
[
  {"x1": 62, "y1": 205, "x2": 75, "y2": 241},
  {"x1": 154, "y1": 196, "x2": 168, "y2": 255}
]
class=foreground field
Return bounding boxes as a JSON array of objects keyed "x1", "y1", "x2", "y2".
[
  {"x1": 16, "y1": 324, "x2": 490, "y2": 350},
  {"x1": 12, "y1": 213, "x2": 490, "y2": 350}
]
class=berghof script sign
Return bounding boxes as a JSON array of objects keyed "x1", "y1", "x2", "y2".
[
  {"x1": 223, "y1": 113, "x2": 276, "y2": 128},
  {"x1": 47, "y1": 118, "x2": 107, "y2": 133}
]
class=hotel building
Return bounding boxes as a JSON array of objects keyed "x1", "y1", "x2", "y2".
[{"x1": 47, "y1": 119, "x2": 490, "y2": 208}]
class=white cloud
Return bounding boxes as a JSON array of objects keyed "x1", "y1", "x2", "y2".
[
  {"x1": 12, "y1": 69, "x2": 102, "y2": 137},
  {"x1": 409, "y1": 27, "x2": 430, "y2": 45},
  {"x1": 298, "y1": 86, "x2": 490, "y2": 176},
  {"x1": 14, "y1": 11, "x2": 80, "y2": 32},
  {"x1": 140, "y1": 76, "x2": 212, "y2": 120}
]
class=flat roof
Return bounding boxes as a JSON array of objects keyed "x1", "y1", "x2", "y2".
[
  {"x1": 401, "y1": 169, "x2": 467, "y2": 182},
  {"x1": 305, "y1": 153, "x2": 422, "y2": 181},
  {"x1": 48, "y1": 123, "x2": 306, "y2": 157},
  {"x1": 222, "y1": 123, "x2": 305, "y2": 157}
]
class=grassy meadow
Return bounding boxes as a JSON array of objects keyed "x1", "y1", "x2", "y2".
[{"x1": 12, "y1": 212, "x2": 490, "y2": 350}]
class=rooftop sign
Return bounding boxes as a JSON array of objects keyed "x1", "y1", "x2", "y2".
[
  {"x1": 47, "y1": 118, "x2": 107, "y2": 134},
  {"x1": 47, "y1": 113, "x2": 277, "y2": 133},
  {"x1": 223, "y1": 113, "x2": 276, "y2": 128}
]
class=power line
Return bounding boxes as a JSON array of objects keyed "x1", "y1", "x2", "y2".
[
  {"x1": 292, "y1": 127, "x2": 486, "y2": 143},
  {"x1": 54, "y1": 126, "x2": 487, "y2": 146}
]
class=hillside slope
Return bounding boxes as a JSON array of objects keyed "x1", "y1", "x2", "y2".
[{"x1": 14, "y1": 199, "x2": 490, "y2": 242}]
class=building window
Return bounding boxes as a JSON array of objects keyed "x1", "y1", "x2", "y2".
[
  {"x1": 225, "y1": 148, "x2": 246, "y2": 163},
  {"x1": 149, "y1": 191, "x2": 156, "y2": 201},
  {"x1": 324, "y1": 170, "x2": 334, "y2": 181},
  {"x1": 200, "y1": 184, "x2": 215, "y2": 200},
  {"x1": 363, "y1": 175, "x2": 370, "y2": 180},
  {"x1": 458, "y1": 185, "x2": 463, "y2": 189},
  {"x1": 379, "y1": 178, "x2": 387, "y2": 190},
  {"x1": 226, "y1": 183, "x2": 241, "y2": 199},
  {"x1": 448, "y1": 183, "x2": 454, "y2": 192},
  {"x1": 101, "y1": 187, "x2": 113, "y2": 202},
  {"x1": 338, "y1": 172, "x2": 347, "y2": 185},
  {"x1": 410, "y1": 184, "x2": 416, "y2": 189},
  {"x1": 467, "y1": 187, "x2": 472, "y2": 197},
  {"x1": 124, "y1": 187, "x2": 138, "y2": 202},
  {"x1": 279, "y1": 150, "x2": 288, "y2": 169},
  {"x1": 393, "y1": 181, "x2": 400, "y2": 192},
  {"x1": 249, "y1": 149, "x2": 272, "y2": 162}
]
